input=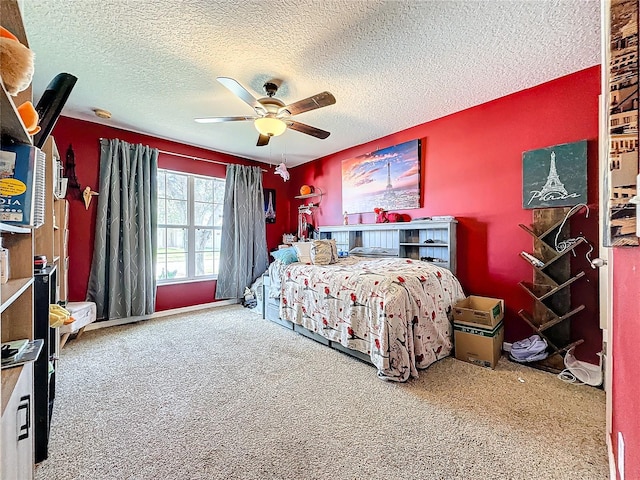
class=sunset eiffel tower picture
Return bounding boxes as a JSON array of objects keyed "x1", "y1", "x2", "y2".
[
  {"x1": 341, "y1": 139, "x2": 420, "y2": 213},
  {"x1": 522, "y1": 140, "x2": 587, "y2": 209}
]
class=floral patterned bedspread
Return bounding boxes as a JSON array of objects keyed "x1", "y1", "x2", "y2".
[{"x1": 277, "y1": 257, "x2": 465, "y2": 382}]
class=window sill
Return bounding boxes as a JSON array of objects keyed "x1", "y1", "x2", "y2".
[{"x1": 157, "y1": 277, "x2": 217, "y2": 287}]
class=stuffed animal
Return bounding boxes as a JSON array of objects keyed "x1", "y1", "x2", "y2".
[
  {"x1": 374, "y1": 207, "x2": 389, "y2": 223},
  {"x1": 0, "y1": 26, "x2": 34, "y2": 96},
  {"x1": 388, "y1": 212, "x2": 410, "y2": 222},
  {"x1": 274, "y1": 162, "x2": 289, "y2": 181}
]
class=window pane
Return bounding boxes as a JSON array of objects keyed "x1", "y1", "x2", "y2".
[
  {"x1": 166, "y1": 227, "x2": 187, "y2": 250},
  {"x1": 158, "y1": 198, "x2": 166, "y2": 224},
  {"x1": 166, "y1": 173, "x2": 187, "y2": 200},
  {"x1": 165, "y1": 252, "x2": 187, "y2": 279},
  {"x1": 156, "y1": 227, "x2": 167, "y2": 280},
  {"x1": 213, "y1": 228, "x2": 222, "y2": 251},
  {"x1": 194, "y1": 177, "x2": 214, "y2": 202},
  {"x1": 195, "y1": 252, "x2": 215, "y2": 276},
  {"x1": 213, "y1": 251, "x2": 221, "y2": 274},
  {"x1": 214, "y1": 179, "x2": 225, "y2": 203},
  {"x1": 196, "y1": 228, "x2": 214, "y2": 250},
  {"x1": 213, "y1": 204, "x2": 224, "y2": 227},
  {"x1": 164, "y1": 227, "x2": 187, "y2": 279},
  {"x1": 195, "y1": 202, "x2": 214, "y2": 226},
  {"x1": 157, "y1": 171, "x2": 166, "y2": 198},
  {"x1": 167, "y1": 199, "x2": 188, "y2": 225}
]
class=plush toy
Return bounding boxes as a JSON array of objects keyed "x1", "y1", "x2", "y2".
[
  {"x1": 0, "y1": 26, "x2": 34, "y2": 96},
  {"x1": 388, "y1": 213, "x2": 410, "y2": 222},
  {"x1": 374, "y1": 207, "x2": 389, "y2": 223},
  {"x1": 274, "y1": 162, "x2": 289, "y2": 181}
]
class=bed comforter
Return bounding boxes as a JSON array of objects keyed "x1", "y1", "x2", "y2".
[{"x1": 275, "y1": 257, "x2": 465, "y2": 381}]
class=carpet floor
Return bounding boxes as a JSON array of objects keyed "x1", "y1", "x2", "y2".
[{"x1": 36, "y1": 305, "x2": 608, "y2": 480}]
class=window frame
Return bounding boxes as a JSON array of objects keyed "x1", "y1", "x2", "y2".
[{"x1": 156, "y1": 168, "x2": 224, "y2": 285}]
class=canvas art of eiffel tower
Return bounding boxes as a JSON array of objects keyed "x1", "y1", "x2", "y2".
[
  {"x1": 522, "y1": 141, "x2": 587, "y2": 209},
  {"x1": 265, "y1": 189, "x2": 275, "y2": 223}
]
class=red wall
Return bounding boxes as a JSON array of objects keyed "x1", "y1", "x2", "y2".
[
  {"x1": 288, "y1": 66, "x2": 602, "y2": 363},
  {"x1": 612, "y1": 248, "x2": 640, "y2": 479},
  {"x1": 51, "y1": 117, "x2": 287, "y2": 311}
]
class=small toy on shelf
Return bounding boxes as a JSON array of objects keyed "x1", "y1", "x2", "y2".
[
  {"x1": 374, "y1": 207, "x2": 388, "y2": 223},
  {"x1": 17, "y1": 101, "x2": 40, "y2": 134}
]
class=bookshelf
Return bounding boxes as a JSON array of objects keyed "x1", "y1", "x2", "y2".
[
  {"x1": 517, "y1": 208, "x2": 587, "y2": 373},
  {"x1": 0, "y1": 1, "x2": 36, "y2": 477}
]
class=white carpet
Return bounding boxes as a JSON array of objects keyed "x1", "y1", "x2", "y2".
[{"x1": 36, "y1": 305, "x2": 608, "y2": 480}]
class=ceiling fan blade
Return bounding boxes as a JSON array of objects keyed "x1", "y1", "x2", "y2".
[
  {"x1": 217, "y1": 77, "x2": 266, "y2": 114},
  {"x1": 194, "y1": 116, "x2": 256, "y2": 123},
  {"x1": 279, "y1": 91, "x2": 336, "y2": 116},
  {"x1": 286, "y1": 121, "x2": 331, "y2": 139},
  {"x1": 257, "y1": 134, "x2": 271, "y2": 146}
]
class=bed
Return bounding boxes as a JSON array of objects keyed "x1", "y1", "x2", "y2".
[{"x1": 264, "y1": 253, "x2": 465, "y2": 382}]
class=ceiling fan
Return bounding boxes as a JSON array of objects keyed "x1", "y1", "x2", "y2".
[{"x1": 195, "y1": 77, "x2": 336, "y2": 147}]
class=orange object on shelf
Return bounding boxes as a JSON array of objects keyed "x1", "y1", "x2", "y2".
[{"x1": 17, "y1": 101, "x2": 41, "y2": 135}]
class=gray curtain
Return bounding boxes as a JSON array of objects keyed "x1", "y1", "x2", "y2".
[
  {"x1": 87, "y1": 138, "x2": 158, "y2": 319},
  {"x1": 215, "y1": 164, "x2": 268, "y2": 299}
]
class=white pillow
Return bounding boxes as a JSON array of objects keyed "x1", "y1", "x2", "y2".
[{"x1": 293, "y1": 241, "x2": 313, "y2": 264}]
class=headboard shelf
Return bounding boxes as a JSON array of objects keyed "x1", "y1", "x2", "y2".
[{"x1": 319, "y1": 219, "x2": 457, "y2": 273}]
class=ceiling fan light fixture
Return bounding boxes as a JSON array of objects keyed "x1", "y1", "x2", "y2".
[{"x1": 254, "y1": 117, "x2": 287, "y2": 137}]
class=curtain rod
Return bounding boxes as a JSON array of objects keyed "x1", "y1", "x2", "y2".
[
  {"x1": 98, "y1": 139, "x2": 267, "y2": 171},
  {"x1": 157, "y1": 149, "x2": 268, "y2": 172}
]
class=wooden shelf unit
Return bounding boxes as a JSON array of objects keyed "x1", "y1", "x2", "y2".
[
  {"x1": 516, "y1": 208, "x2": 587, "y2": 373},
  {"x1": 319, "y1": 219, "x2": 457, "y2": 273},
  {"x1": 34, "y1": 137, "x2": 68, "y2": 305},
  {"x1": 294, "y1": 188, "x2": 323, "y2": 201},
  {"x1": 1, "y1": 1, "x2": 39, "y2": 476}
]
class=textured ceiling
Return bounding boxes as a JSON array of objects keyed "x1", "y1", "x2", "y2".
[{"x1": 21, "y1": 0, "x2": 600, "y2": 167}]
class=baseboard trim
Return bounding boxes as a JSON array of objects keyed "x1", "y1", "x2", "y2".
[
  {"x1": 607, "y1": 432, "x2": 617, "y2": 480},
  {"x1": 85, "y1": 300, "x2": 239, "y2": 331}
]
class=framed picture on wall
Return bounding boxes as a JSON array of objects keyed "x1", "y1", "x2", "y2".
[
  {"x1": 341, "y1": 139, "x2": 421, "y2": 214},
  {"x1": 264, "y1": 188, "x2": 276, "y2": 224},
  {"x1": 604, "y1": 0, "x2": 639, "y2": 246},
  {"x1": 522, "y1": 140, "x2": 587, "y2": 209}
]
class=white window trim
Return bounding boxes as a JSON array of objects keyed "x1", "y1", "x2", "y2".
[{"x1": 157, "y1": 169, "x2": 223, "y2": 285}]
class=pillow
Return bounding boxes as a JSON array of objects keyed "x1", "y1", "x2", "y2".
[
  {"x1": 270, "y1": 247, "x2": 298, "y2": 265},
  {"x1": 328, "y1": 239, "x2": 338, "y2": 263},
  {"x1": 310, "y1": 239, "x2": 336, "y2": 265},
  {"x1": 292, "y1": 241, "x2": 313, "y2": 264}
]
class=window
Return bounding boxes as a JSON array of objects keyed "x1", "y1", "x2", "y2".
[{"x1": 156, "y1": 169, "x2": 225, "y2": 283}]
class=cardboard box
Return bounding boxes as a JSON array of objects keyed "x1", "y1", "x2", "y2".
[
  {"x1": 453, "y1": 295, "x2": 504, "y2": 328},
  {"x1": 454, "y1": 321, "x2": 504, "y2": 369}
]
